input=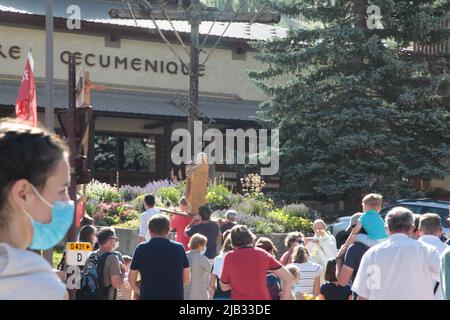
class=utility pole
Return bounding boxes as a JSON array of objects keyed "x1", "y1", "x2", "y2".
[
  {"x1": 188, "y1": 0, "x2": 201, "y2": 158},
  {"x1": 109, "y1": 1, "x2": 280, "y2": 161}
]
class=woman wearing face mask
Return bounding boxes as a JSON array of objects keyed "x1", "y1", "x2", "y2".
[
  {"x1": 0, "y1": 119, "x2": 73, "y2": 300},
  {"x1": 184, "y1": 233, "x2": 212, "y2": 300}
]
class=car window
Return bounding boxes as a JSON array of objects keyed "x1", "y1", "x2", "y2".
[
  {"x1": 380, "y1": 204, "x2": 423, "y2": 218},
  {"x1": 421, "y1": 206, "x2": 450, "y2": 227}
]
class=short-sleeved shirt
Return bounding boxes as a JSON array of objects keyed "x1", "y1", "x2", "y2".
[
  {"x1": 220, "y1": 221, "x2": 236, "y2": 234},
  {"x1": 170, "y1": 214, "x2": 193, "y2": 250},
  {"x1": 359, "y1": 210, "x2": 388, "y2": 240},
  {"x1": 320, "y1": 282, "x2": 352, "y2": 300},
  {"x1": 139, "y1": 208, "x2": 160, "y2": 240},
  {"x1": 343, "y1": 242, "x2": 370, "y2": 284},
  {"x1": 95, "y1": 250, "x2": 122, "y2": 300},
  {"x1": 130, "y1": 238, "x2": 189, "y2": 300},
  {"x1": 220, "y1": 247, "x2": 282, "y2": 300},
  {"x1": 185, "y1": 221, "x2": 220, "y2": 259},
  {"x1": 212, "y1": 252, "x2": 231, "y2": 299},
  {"x1": 292, "y1": 261, "x2": 323, "y2": 295}
]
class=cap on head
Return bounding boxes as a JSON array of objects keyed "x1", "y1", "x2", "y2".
[{"x1": 345, "y1": 213, "x2": 363, "y2": 233}]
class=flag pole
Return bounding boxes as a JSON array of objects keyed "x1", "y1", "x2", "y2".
[
  {"x1": 45, "y1": 0, "x2": 54, "y2": 131},
  {"x1": 43, "y1": 0, "x2": 54, "y2": 266}
]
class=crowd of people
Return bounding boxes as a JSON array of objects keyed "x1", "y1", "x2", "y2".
[{"x1": 0, "y1": 119, "x2": 450, "y2": 300}]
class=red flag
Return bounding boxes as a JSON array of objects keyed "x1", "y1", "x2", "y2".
[{"x1": 15, "y1": 51, "x2": 37, "y2": 126}]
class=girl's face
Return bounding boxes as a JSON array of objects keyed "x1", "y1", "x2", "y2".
[
  {"x1": 24, "y1": 156, "x2": 71, "y2": 223},
  {"x1": 6, "y1": 156, "x2": 70, "y2": 249}
]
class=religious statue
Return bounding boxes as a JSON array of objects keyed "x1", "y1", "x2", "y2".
[{"x1": 185, "y1": 152, "x2": 209, "y2": 215}]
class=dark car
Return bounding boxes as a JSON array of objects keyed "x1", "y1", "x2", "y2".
[{"x1": 328, "y1": 199, "x2": 450, "y2": 248}]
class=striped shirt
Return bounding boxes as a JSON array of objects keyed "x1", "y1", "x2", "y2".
[
  {"x1": 352, "y1": 233, "x2": 440, "y2": 300},
  {"x1": 419, "y1": 235, "x2": 449, "y2": 300},
  {"x1": 292, "y1": 261, "x2": 323, "y2": 295}
]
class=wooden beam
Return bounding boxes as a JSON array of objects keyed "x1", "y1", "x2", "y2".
[{"x1": 109, "y1": 8, "x2": 281, "y2": 23}]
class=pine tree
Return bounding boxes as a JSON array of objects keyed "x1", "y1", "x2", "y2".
[{"x1": 249, "y1": 0, "x2": 450, "y2": 211}]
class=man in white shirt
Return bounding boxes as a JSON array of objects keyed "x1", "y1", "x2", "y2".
[
  {"x1": 138, "y1": 195, "x2": 160, "y2": 243},
  {"x1": 352, "y1": 206, "x2": 441, "y2": 300},
  {"x1": 418, "y1": 213, "x2": 448, "y2": 299}
]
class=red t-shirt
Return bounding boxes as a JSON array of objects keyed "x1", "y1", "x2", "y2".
[
  {"x1": 170, "y1": 215, "x2": 193, "y2": 251},
  {"x1": 220, "y1": 247, "x2": 282, "y2": 300}
]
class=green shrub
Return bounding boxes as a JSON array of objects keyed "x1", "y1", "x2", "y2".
[
  {"x1": 175, "y1": 179, "x2": 187, "y2": 195},
  {"x1": 229, "y1": 193, "x2": 244, "y2": 207},
  {"x1": 254, "y1": 220, "x2": 285, "y2": 234},
  {"x1": 87, "y1": 180, "x2": 123, "y2": 203},
  {"x1": 266, "y1": 209, "x2": 313, "y2": 233},
  {"x1": 206, "y1": 183, "x2": 232, "y2": 210},
  {"x1": 103, "y1": 189, "x2": 124, "y2": 203},
  {"x1": 157, "y1": 187, "x2": 181, "y2": 207},
  {"x1": 113, "y1": 217, "x2": 140, "y2": 230},
  {"x1": 282, "y1": 203, "x2": 313, "y2": 220},
  {"x1": 131, "y1": 195, "x2": 146, "y2": 212},
  {"x1": 84, "y1": 199, "x2": 99, "y2": 217},
  {"x1": 104, "y1": 215, "x2": 121, "y2": 226}
]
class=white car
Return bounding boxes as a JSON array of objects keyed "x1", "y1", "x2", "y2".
[{"x1": 327, "y1": 216, "x2": 351, "y2": 248}]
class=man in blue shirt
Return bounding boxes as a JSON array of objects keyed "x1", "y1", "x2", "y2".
[{"x1": 129, "y1": 214, "x2": 190, "y2": 300}]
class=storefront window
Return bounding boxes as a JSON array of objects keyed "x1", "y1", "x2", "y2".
[
  {"x1": 94, "y1": 135, "x2": 117, "y2": 170},
  {"x1": 94, "y1": 134, "x2": 157, "y2": 173},
  {"x1": 123, "y1": 136, "x2": 156, "y2": 172}
]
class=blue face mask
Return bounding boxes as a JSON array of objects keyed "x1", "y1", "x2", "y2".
[
  {"x1": 200, "y1": 247, "x2": 207, "y2": 255},
  {"x1": 23, "y1": 184, "x2": 74, "y2": 250}
]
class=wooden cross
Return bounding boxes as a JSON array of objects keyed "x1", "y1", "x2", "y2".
[{"x1": 76, "y1": 71, "x2": 106, "y2": 108}]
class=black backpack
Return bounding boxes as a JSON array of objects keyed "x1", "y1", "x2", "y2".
[{"x1": 77, "y1": 252, "x2": 114, "y2": 300}]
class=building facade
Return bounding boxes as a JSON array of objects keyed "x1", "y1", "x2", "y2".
[{"x1": 0, "y1": 0, "x2": 286, "y2": 188}]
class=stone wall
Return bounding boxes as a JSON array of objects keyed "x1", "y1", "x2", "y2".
[{"x1": 113, "y1": 227, "x2": 289, "y2": 259}]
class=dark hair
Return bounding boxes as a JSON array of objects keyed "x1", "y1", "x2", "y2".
[
  {"x1": 78, "y1": 225, "x2": 96, "y2": 244},
  {"x1": 292, "y1": 245, "x2": 309, "y2": 264},
  {"x1": 198, "y1": 205, "x2": 211, "y2": 221},
  {"x1": 97, "y1": 227, "x2": 117, "y2": 245},
  {"x1": 179, "y1": 197, "x2": 188, "y2": 206},
  {"x1": 221, "y1": 234, "x2": 233, "y2": 253},
  {"x1": 413, "y1": 214, "x2": 421, "y2": 232},
  {"x1": 230, "y1": 225, "x2": 255, "y2": 248},
  {"x1": 148, "y1": 214, "x2": 170, "y2": 235},
  {"x1": 223, "y1": 229, "x2": 231, "y2": 242},
  {"x1": 255, "y1": 237, "x2": 277, "y2": 254},
  {"x1": 144, "y1": 195, "x2": 155, "y2": 207},
  {"x1": 80, "y1": 214, "x2": 94, "y2": 228},
  {"x1": 324, "y1": 258, "x2": 338, "y2": 282},
  {"x1": 0, "y1": 119, "x2": 68, "y2": 225}
]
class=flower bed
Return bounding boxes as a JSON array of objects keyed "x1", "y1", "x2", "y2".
[{"x1": 84, "y1": 175, "x2": 314, "y2": 235}]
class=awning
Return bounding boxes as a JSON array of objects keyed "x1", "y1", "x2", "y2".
[{"x1": 0, "y1": 79, "x2": 260, "y2": 123}]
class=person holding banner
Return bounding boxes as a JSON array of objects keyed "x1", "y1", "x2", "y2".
[
  {"x1": 170, "y1": 197, "x2": 192, "y2": 250},
  {"x1": 0, "y1": 119, "x2": 72, "y2": 299}
]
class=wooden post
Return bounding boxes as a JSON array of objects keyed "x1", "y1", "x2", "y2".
[{"x1": 67, "y1": 55, "x2": 78, "y2": 301}]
